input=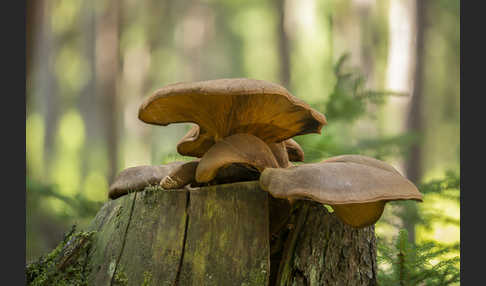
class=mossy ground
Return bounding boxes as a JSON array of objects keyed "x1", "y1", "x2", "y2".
[{"x1": 26, "y1": 225, "x2": 95, "y2": 286}]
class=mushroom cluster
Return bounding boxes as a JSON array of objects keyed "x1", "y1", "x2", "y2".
[{"x1": 109, "y1": 78, "x2": 422, "y2": 228}]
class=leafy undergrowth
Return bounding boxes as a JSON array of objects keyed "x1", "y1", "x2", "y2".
[{"x1": 378, "y1": 229, "x2": 460, "y2": 286}]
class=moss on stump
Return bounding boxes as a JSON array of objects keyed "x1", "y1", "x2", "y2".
[{"x1": 27, "y1": 181, "x2": 377, "y2": 286}]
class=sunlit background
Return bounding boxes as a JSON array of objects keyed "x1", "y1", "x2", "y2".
[{"x1": 26, "y1": 0, "x2": 459, "y2": 280}]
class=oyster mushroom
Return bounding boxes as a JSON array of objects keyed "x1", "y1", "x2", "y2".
[
  {"x1": 108, "y1": 162, "x2": 184, "y2": 199},
  {"x1": 159, "y1": 129, "x2": 302, "y2": 190},
  {"x1": 195, "y1": 133, "x2": 280, "y2": 183},
  {"x1": 259, "y1": 155, "x2": 423, "y2": 228},
  {"x1": 160, "y1": 160, "x2": 200, "y2": 189},
  {"x1": 138, "y1": 78, "x2": 327, "y2": 158},
  {"x1": 284, "y1": 138, "x2": 304, "y2": 162},
  {"x1": 268, "y1": 141, "x2": 291, "y2": 168},
  {"x1": 179, "y1": 126, "x2": 304, "y2": 166},
  {"x1": 139, "y1": 78, "x2": 326, "y2": 188}
]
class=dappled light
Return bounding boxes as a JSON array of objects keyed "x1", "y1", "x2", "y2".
[{"x1": 26, "y1": 0, "x2": 459, "y2": 284}]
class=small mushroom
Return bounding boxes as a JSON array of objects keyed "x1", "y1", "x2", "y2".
[
  {"x1": 268, "y1": 141, "x2": 291, "y2": 168},
  {"x1": 195, "y1": 133, "x2": 279, "y2": 183},
  {"x1": 259, "y1": 155, "x2": 423, "y2": 228},
  {"x1": 138, "y1": 78, "x2": 327, "y2": 158},
  {"x1": 176, "y1": 125, "x2": 214, "y2": 158},
  {"x1": 178, "y1": 126, "x2": 298, "y2": 169},
  {"x1": 160, "y1": 160, "x2": 200, "y2": 189},
  {"x1": 284, "y1": 139, "x2": 304, "y2": 162},
  {"x1": 160, "y1": 159, "x2": 262, "y2": 190},
  {"x1": 109, "y1": 162, "x2": 184, "y2": 199},
  {"x1": 159, "y1": 128, "x2": 298, "y2": 189}
]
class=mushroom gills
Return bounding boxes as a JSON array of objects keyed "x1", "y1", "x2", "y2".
[
  {"x1": 196, "y1": 133, "x2": 279, "y2": 183},
  {"x1": 160, "y1": 160, "x2": 261, "y2": 189},
  {"x1": 331, "y1": 201, "x2": 386, "y2": 228},
  {"x1": 212, "y1": 163, "x2": 261, "y2": 185},
  {"x1": 139, "y1": 78, "x2": 327, "y2": 158}
]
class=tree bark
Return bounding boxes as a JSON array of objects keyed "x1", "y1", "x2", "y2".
[
  {"x1": 272, "y1": 201, "x2": 377, "y2": 286},
  {"x1": 30, "y1": 181, "x2": 377, "y2": 285}
]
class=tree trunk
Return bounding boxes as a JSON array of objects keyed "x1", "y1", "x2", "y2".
[
  {"x1": 403, "y1": 0, "x2": 427, "y2": 243},
  {"x1": 29, "y1": 181, "x2": 377, "y2": 285},
  {"x1": 96, "y1": 0, "x2": 120, "y2": 183},
  {"x1": 274, "y1": 0, "x2": 291, "y2": 88},
  {"x1": 272, "y1": 201, "x2": 377, "y2": 286}
]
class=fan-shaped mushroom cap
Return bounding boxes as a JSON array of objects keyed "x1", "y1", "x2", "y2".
[
  {"x1": 195, "y1": 133, "x2": 279, "y2": 183},
  {"x1": 177, "y1": 125, "x2": 215, "y2": 158},
  {"x1": 160, "y1": 160, "x2": 200, "y2": 189},
  {"x1": 284, "y1": 139, "x2": 304, "y2": 162},
  {"x1": 178, "y1": 126, "x2": 296, "y2": 167},
  {"x1": 139, "y1": 78, "x2": 327, "y2": 157},
  {"x1": 109, "y1": 162, "x2": 184, "y2": 199},
  {"x1": 259, "y1": 155, "x2": 423, "y2": 227},
  {"x1": 322, "y1": 154, "x2": 401, "y2": 175}
]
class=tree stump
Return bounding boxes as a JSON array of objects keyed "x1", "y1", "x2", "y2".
[{"x1": 48, "y1": 181, "x2": 377, "y2": 285}]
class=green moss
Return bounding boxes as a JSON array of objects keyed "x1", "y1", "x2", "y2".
[
  {"x1": 142, "y1": 185, "x2": 164, "y2": 205},
  {"x1": 246, "y1": 261, "x2": 268, "y2": 285},
  {"x1": 114, "y1": 205, "x2": 125, "y2": 229},
  {"x1": 26, "y1": 225, "x2": 96, "y2": 286},
  {"x1": 141, "y1": 271, "x2": 153, "y2": 286},
  {"x1": 113, "y1": 265, "x2": 128, "y2": 286}
]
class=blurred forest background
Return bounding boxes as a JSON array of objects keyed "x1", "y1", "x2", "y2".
[{"x1": 26, "y1": 0, "x2": 459, "y2": 283}]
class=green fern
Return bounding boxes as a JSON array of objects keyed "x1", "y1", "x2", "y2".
[{"x1": 378, "y1": 229, "x2": 460, "y2": 286}]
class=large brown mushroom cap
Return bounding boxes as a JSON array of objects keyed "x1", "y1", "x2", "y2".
[
  {"x1": 139, "y1": 78, "x2": 327, "y2": 157},
  {"x1": 260, "y1": 158, "x2": 422, "y2": 204},
  {"x1": 259, "y1": 155, "x2": 423, "y2": 227},
  {"x1": 321, "y1": 154, "x2": 401, "y2": 175}
]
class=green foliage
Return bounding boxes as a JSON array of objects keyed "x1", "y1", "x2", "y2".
[
  {"x1": 300, "y1": 54, "x2": 414, "y2": 162},
  {"x1": 419, "y1": 171, "x2": 460, "y2": 197},
  {"x1": 386, "y1": 171, "x2": 460, "y2": 230},
  {"x1": 27, "y1": 177, "x2": 102, "y2": 220},
  {"x1": 303, "y1": 55, "x2": 460, "y2": 284},
  {"x1": 378, "y1": 229, "x2": 460, "y2": 286},
  {"x1": 141, "y1": 271, "x2": 153, "y2": 286},
  {"x1": 319, "y1": 54, "x2": 397, "y2": 123},
  {"x1": 26, "y1": 225, "x2": 96, "y2": 286},
  {"x1": 26, "y1": 177, "x2": 103, "y2": 262}
]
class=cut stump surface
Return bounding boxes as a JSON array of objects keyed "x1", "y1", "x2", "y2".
[{"x1": 82, "y1": 181, "x2": 377, "y2": 286}]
